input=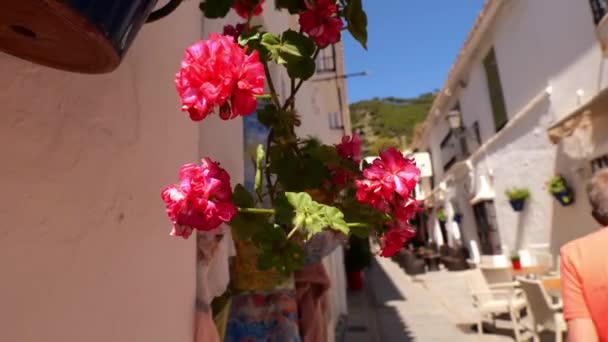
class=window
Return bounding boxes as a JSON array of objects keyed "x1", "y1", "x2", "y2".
[
  {"x1": 472, "y1": 121, "x2": 482, "y2": 145},
  {"x1": 483, "y1": 48, "x2": 508, "y2": 132},
  {"x1": 590, "y1": 0, "x2": 608, "y2": 25},
  {"x1": 328, "y1": 112, "x2": 343, "y2": 130},
  {"x1": 316, "y1": 45, "x2": 336, "y2": 73},
  {"x1": 472, "y1": 200, "x2": 502, "y2": 255}
]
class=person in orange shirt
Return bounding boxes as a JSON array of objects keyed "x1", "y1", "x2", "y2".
[{"x1": 561, "y1": 169, "x2": 608, "y2": 341}]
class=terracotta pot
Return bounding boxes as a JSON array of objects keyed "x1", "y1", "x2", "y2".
[
  {"x1": 0, "y1": 0, "x2": 182, "y2": 73},
  {"x1": 347, "y1": 270, "x2": 364, "y2": 291}
]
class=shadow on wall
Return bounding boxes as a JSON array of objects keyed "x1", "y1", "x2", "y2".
[
  {"x1": 549, "y1": 143, "x2": 600, "y2": 257},
  {"x1": 513, "y1": 208, "x2": 530, "y2": 252}
]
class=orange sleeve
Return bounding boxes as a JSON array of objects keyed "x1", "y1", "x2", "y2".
[{"x1": 560, "y1": 245, "x2": 591, "y2": 320}]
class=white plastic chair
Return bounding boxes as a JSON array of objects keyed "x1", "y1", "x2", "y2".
[
  {"x1": 467, "y1": 269, "x2": 528, "y2": 341},
  {"x1": 518, "y1": 278, "x2": 567, "y2": 342},
  {"x1": 480, "y1": 265, "x2": 517, "y2": 286}
]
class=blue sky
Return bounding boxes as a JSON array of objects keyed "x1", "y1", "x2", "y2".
[{"x1": 343, "y1": 0, "x2": 485, "y2": 103}]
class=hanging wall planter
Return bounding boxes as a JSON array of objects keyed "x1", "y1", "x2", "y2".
[
  {"x1": 505, "y1": 187, "x2": 530, "y2": 212},
  {"x1": 548, "y1": 175, "x2": 575, "y2": 207},
  {"x1": 437, "y1": 208, "x2": 447, "y2": 223},
  {"x1": 453, "y1": 213, "x2": 463, "y2": 224},
  {"x1": 0, "y1": 0, "x2": 183, "y2": 74}
]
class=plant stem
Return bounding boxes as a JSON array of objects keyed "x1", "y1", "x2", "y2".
[
  {"x1": 263, "y1": 62, "x2": 281, "y2": 108},
  {"x1": 265, "y1": 128, "x2": 275, "y2": 203},
  {"x1": 286, "y1": 226, "x2": 299, "y2": 240},
  {"x1": 238, "y1": 207, "x2": 275, "y2": 215},
  {"x1": 347, "y1": 223, "x2": 370, "y2": 228},
  {"x1": 282, "y1": 49, "x2": 321, "y2": 110}
]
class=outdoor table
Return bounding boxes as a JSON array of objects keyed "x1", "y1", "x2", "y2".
[
  {"x1": 512, "y1": 265, "x2": 550, "y2": 277},
  {"x1": 542, "y1": 277, "x2": 561, "y2": 298}
]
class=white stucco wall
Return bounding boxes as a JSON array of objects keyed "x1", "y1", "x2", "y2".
[
  {"x1": 0, "y1": 3, "x2": 201, "y2": 342},
  {"x1": 426, "y1": 0, "x2": 608, "y2": 256}
]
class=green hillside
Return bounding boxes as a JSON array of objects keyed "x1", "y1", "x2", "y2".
[{"x1": 349, "y1": 93, "x2": 435, "y2": 155}]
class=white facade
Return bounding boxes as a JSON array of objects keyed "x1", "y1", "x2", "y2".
[{"x1": 416, "y1": 0, "x2": 608, "y2": 260}]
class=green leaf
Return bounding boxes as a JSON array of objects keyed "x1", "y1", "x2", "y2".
[
  {"x1": 320, "y1": 206, "x2": 349, "y2": 234},
  {"x1": 238, "y1": 31, "x2": 261, "y2": 47},
  {"x1": 257, "y1": 104, "x2": 278, "y2": 127},
  {"x1": 286, "y1": 57, "x2": 316, "y2": 80},
  {"x1": 199, "y1": 0, "x2": 234, "y2": 19},
  {"x1": 344, "y1": 0, "x2": 368, "y2": 50},
  {"x1": 232, "y1": 184, "x2": 255, "y2": 207}
]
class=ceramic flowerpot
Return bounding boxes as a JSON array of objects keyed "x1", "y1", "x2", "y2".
[
  {"x1": 553, "y1": 189, "x2": 575, "y2": 206},
  {"x1": 511, "y1": 259, "x2": 522, "y2": 270},
  {"x1": 509, "y1": 199, "x2": 526, "y2": 212},
  {"x1": 453, "y1": 213, "x2": 463, "y2": 224},
  {"x1": 347, "y1": 270, "x2": 364, "y2": 291},
  {"x1": 0, "y1": 0, "x2": 181, "y2": 73}
]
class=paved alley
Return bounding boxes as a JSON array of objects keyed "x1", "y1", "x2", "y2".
[{"x1": 344, "y1": 256, "x2": 516, "y2": 342}]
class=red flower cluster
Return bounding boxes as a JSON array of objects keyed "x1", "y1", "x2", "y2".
[
  {"x1": 233, "y1": 0, "x2": 265, "y2": 19},
  {"x1": 355, "y1": 148, "x2": 421, "y2": 257},
  {"x1": 175, "y1": 34, "x2": 265, "y2": 122},
  {"x1": 299, "y1": 0, "x2": 343, "y2": 48},
  {"x1": 329, "y1": 133, "x2": 362, "y2": 188},
  {"x1": 223, "y1": 23, "x2": 247, "y2": 42},
  {"x1": 336, "y1": 133, "x2": 362, "y2": 163},
  {"x1": 161, "y1": 158, "x2": 237, "y2": 238}
]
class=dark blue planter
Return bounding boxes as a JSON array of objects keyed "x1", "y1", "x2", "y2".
[
  {"x1": 0, "y1": 0, "x2": 182, "y2": 74},
  {"x1": 509, "y1": 199, "x2": 526, "y2": 212},
  {"x1": 453, "y1": 213, "x2": 463, "y2": 224},
  {"x1": 553, "y1": 189, "x2": 575, "y2": 206}
]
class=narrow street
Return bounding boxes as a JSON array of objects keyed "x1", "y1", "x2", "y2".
[{"x1": 345, "y1": 256, "x2": 515, "y2": 342}]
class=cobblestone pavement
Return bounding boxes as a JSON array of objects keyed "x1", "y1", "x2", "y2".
[{"x1": 344, "y1": 256, "x2": 517, "y2": 342}]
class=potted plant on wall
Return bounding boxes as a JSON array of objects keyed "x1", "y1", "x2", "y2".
[
  {"x1": 510, "y1": 252, "x2": 522, "y2": 270},
  {"x1": 453, "y1": 212, "x2": 463, "y2": 224},
  {"x1": 505, "y1": 188, "x2": 530, "y2": 212},
  {"x1": 344, "y1": 235, "x2": 372, "y2": 291},
  {"x1": 437, "y1": 208, "x2": 447, "y2": 223},
  {"x1": 548, "y1": 175, "x2": 575, "y2": 206}
]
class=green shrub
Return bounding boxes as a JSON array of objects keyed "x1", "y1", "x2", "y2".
[{"x1": 505, "y1": 187, "x2": 530, "y2": 201}]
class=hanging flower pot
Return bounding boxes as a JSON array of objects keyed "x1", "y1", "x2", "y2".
[
  {"x1": 548, "y1": 175, "x2": 575, "y2": 207},
  {"x1": 505, "y1": 187, "x2": 530, "y2": 212},
  {"x1": 510, "y1": 256, "x2": 522, "y2": 270},
  {"x1": 0, "y1": 0, "x2": 182, "y2": 74},
  {"x1": 453, "y1": 213, "x2": 463, "y2": 224},
  {"x1": 437, "y1": 208, "x2": 447, "y2": 223}
]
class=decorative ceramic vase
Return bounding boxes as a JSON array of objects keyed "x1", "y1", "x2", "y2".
[
  {"x1": 553, "y1": 189, "x2": 575, "y2": 206},
  {"x1": 0, "y1": 0, "x2": 181, "y2": 73},
  {"x1": 509, "y1": 199, "x2": 526, "y2": 212}
]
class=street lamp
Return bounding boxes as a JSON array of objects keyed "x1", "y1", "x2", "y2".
[{"x1": 446, "y1": 110, "x2": 463, "y2": 130}]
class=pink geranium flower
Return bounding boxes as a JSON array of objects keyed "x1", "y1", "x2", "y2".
[
  {"x1": 298, "y1": 0, "x2": 343, "y2": 48},
  {"x1": 175, "y1": 34, "x2": 264, "y2": 121},
  {"x1": 356, "y1": 148, "x2": 420, "y2": 204},
  {"x1": 233, "y1": 0, "x2": 265, "y2": 19},
  {"x1": 379, "y1": 224, "x2": 416, "y2": 257},
  {"x1": 336, "y1": 133, "x2": 362, "y2": 163},
  {"x1": 161, "y1": 158, "x2": 237, "y2": 238}
]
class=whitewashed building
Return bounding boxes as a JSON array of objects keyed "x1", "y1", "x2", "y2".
[{"x1": 413, "y1": 0, "x2": 608, "y2": 264}]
